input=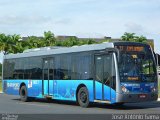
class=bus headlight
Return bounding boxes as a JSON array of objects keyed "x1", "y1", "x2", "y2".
[
  {"x1": 151, "y1": 87, "x2": 157, "y2": 92},
  {"x1": 121, "y1": 86, "x2": 129, "y2": 93}
]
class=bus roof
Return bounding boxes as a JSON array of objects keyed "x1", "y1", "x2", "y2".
[{"x1": 4, "y1": 42, "x2": 114, "y2": 59}]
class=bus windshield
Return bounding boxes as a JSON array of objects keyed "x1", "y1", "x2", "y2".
[{"x1": 117, "y1": 45, "x2": 157, "y2": 82}]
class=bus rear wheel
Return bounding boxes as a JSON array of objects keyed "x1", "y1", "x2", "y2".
[
  {"x1": 20, "y1": 86, "x2": 29, "y2": 102},
  {"x1": 77, "y1": 87, "x2": 89, "y2": 108}
]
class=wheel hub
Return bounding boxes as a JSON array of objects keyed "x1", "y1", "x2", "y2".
[
  {"x1": 21, "y1": 89, "x2": 26, "y2": 97},
  {"x1": 80, "y1": 92, "x2": 87, "y2": 103}
]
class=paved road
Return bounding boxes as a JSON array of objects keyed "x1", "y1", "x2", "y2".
[{"x1": 0, "y1": 93, "x2": 160, "y2": 114}]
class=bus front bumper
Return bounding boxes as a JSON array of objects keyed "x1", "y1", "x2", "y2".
[{"x1": 116, "y1": 93, "x2": 158, "y2": 103}]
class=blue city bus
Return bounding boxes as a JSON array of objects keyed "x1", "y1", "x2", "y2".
[{"x1": 2, "y1": 42, "x2": 158, "y2": 107}]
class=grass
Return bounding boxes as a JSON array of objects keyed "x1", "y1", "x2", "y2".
[{"x1": 0, "y1": 80, "x2": 2, "y2": 92}]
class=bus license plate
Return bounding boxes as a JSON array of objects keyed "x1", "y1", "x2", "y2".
[{"x1": 139, "y1": 94, "x2": 147, "y2": 99}]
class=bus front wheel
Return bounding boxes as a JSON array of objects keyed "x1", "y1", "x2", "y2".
[
  {"x1": 20, "y1": 86, "x2": 29, "y2": 102},
  {"x1": 77, "y1": 87, "x2": 89, "y2": 108}
]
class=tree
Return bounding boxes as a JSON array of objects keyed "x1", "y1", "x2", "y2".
[
  {"x1": 78, "y1": 39, "x2": 97, "y2": 45},
  {"x1": 137, "y1": 35, "x2": 147, "y2": 43},
  {"x1": 98, "y1": 38, "x2": 110, "y2": 44},
  {"x1": 0, "y1": 31, "x2": 100, "y2": 54},
  {"x1": 0, "y1": 33, "x2": 11, "y2": 54},
  {"x1": 43, "y1": 31, "x2": 56, "y2": 46},
  {"x1": 121, "y1": 32, "x2": 147, "y2": 43},
  {"x1": 9, "y1": 34, "x2": 23, "y2": 53},
  {"x1": 61, "y1": 36, "x2": 79, "y2": 47},
  {"x1": 0, "y1": 33, "x2": 21, "y2": 54},
  {"x1": 121, "y1": 32, "x2": 136, "y2": 42},
  {"x1": 26, "y1": 36, "x2": 43, "y2": 49},
  {"x1": 14, "y1": 40, "x2": 28, "y2": 53}
]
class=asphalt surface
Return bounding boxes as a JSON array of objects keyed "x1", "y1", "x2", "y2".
[{"x1": 0, "y1": 93, "x2": 160, "y2": 114}]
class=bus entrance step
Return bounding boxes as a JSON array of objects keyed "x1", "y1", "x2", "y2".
[{"x1": 94, "y1": 100, "x2": 111, "y2": 104}]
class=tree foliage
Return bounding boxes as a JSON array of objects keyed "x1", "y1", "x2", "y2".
[
  {"x1": 0, "y1": 32, "x2": 149, "y2": 55},
  {"x1": 0, "y1": 33, "x2": 21, "y2": 54},
  {"x1": 43, "y1": 31, "x2": 56, "y2": 46},
  {"x1": 121, "y1": 32, "x2": 147, "y2": 43},
  {"x1": 0, "y1": 31, "x2": 57, "y2": 54}
]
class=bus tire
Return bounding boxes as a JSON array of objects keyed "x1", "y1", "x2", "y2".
[
  {"x1": 20, "y1": 85, "x2": 29, "y2": 102},
  {"x1": 77, "y1": 87, "x2": 89, "y2": 108}
]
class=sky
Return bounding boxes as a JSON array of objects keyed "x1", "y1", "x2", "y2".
[{"x1": 0, "y1": 0, "x2": 160, "y2": 62}]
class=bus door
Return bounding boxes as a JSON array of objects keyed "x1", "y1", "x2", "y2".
[
  {"x1": 94, "y1": 53, "x2": 116, "y2": 102},
  {"x1": 42, "y1": 58, "x2": 54, "y2": 96}
]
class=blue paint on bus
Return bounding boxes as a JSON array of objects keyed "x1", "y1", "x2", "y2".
[{"x1": 3, "y1": 79, "x2": 117, "y2": 103}]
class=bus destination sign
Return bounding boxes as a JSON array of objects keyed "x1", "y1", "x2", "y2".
[{"x1": 116, "y1": 46, "x2": 144, "y2": 52}]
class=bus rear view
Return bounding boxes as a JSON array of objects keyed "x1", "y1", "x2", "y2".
[{"x1": 115, "y1": 42, "x2": 158, "y2": 103}]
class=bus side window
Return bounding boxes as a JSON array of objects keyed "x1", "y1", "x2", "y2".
[{"x1": 71, "y1": 54, "x2": 92, "y2": 80}]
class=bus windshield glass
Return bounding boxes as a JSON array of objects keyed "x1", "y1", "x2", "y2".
[{"x1": 116, "y1": 45, "x2": 157, "y2": 82}]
